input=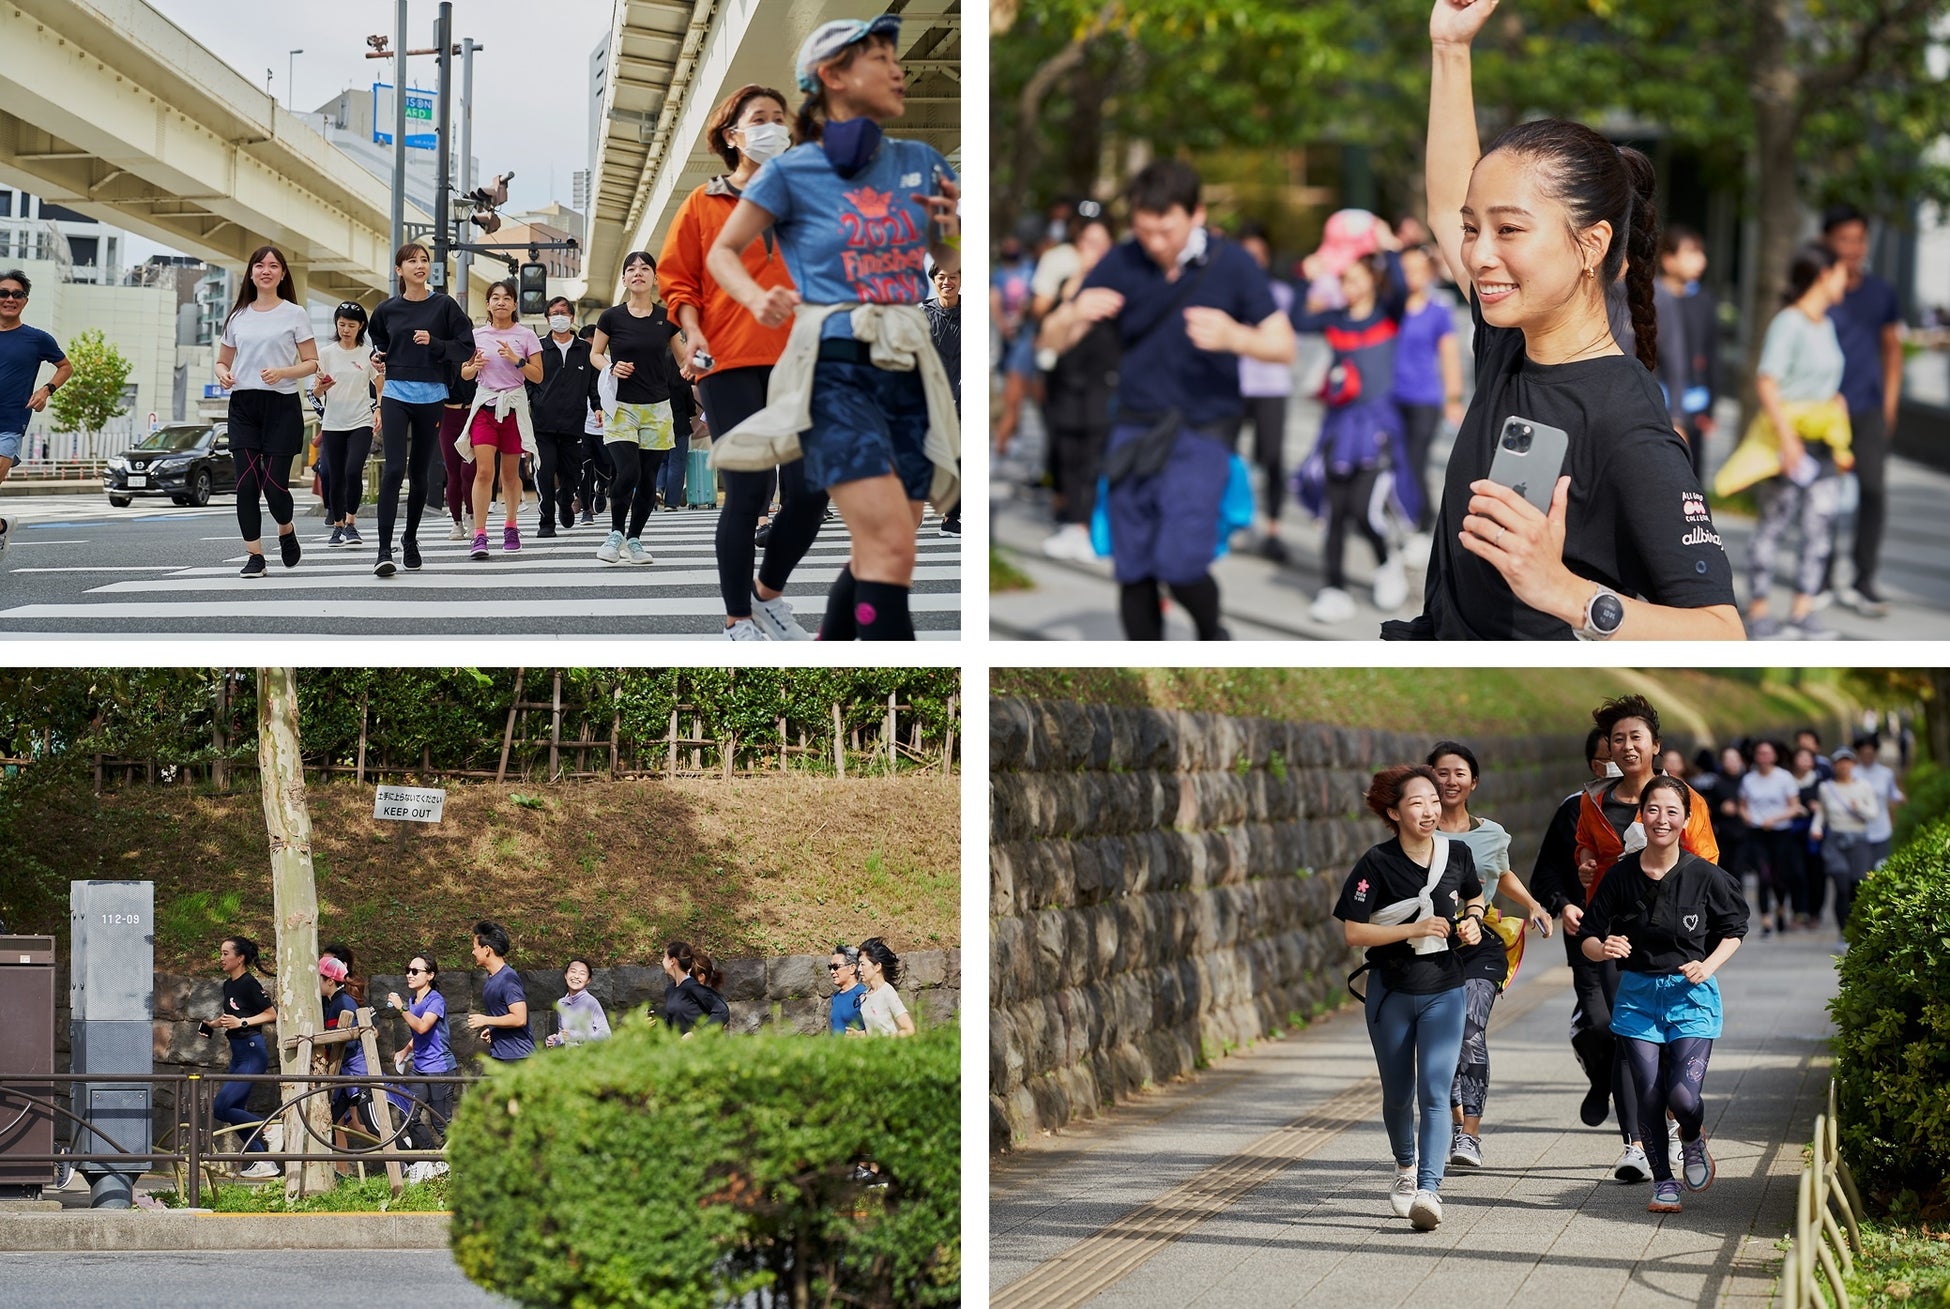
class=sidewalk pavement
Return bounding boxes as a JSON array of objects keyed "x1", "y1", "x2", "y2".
[{"x1": 991, "y1": 921, "x2": 1841, "y2": 1308}]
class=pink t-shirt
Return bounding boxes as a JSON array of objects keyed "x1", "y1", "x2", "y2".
[{"x1": 473, "y1": 323, "x2": 542, "y2": 392}]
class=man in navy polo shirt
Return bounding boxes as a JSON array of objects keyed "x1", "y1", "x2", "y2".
[
  {"x1": 1039, "y1": 161, "x2": 1295, "y2": 639},
  {"x1": 1820, "y1": 204, "x2": 1904, "y2": 618},
  {"x1": 0, "y1": 268, "x2": 71, "y2": 557}
]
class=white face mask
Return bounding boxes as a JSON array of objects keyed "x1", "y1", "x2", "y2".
[
  {"x1": 739, "y1": 122, "x2": 791, "y2": 163},
  {"x1": 547, "y1": 314, "x2": 574, "y2": 335}
]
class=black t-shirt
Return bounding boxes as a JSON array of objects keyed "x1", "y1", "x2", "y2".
[
  {"x1": 663, "y1": 976, "x2": 730, "y2": 1034},
  {"x1": 1414, "y1": 295, "x2": 1737, "y2": 639},
  {"x1": 595, "y1": 303, "x2": 684, "y2": 406},
  {"x1": 1333, "y1": 837, "x2": 1483, "y2": 995},
  {"x1": 1579, "y1": 850, "x2": 1749, "y2": 974},
  {"x1": 222, "y1": 973, "x2": 272, "y2": 1037}
]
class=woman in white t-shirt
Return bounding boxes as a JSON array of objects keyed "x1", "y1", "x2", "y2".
[
  {"x1": 853, "y1": 937, "x2": 914, "y2": 1037},
  {"x1": 215, "y1": 245, "x2": 318, "y2": 578},
  {"x1": 313, "y1": 302, "x2": 381, "y2": 549},
  {"x1": 1737, "y1": 740, "x2": 1805, "y2": 937}
]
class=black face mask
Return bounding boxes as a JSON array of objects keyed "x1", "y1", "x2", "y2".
[{"x1": 821, "y1": 117, "x2": 883, "y2": 178}]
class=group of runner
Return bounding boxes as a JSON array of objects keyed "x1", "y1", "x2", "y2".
[{"x1": 1335, "y1": 690, "x2": 1906, "y2": 1229}]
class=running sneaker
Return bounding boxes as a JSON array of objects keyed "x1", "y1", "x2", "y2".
[
  {"x1": 1407, "y1": 1190, "x2": 1443, "y2": 1231},
  {"x1": 1747, "y1": 614, "x2": 1787, "y2": 639},
  {"x1": 1580, "y1": 1079, "x2": 1612, "y2": 1127},
  {"x1": 1788, "y1": 612, "x2": 1841, "y2": 640},
  {"x1": 503, "y1": 524, "x2": 522, "y2": 553},
  {"x1": 751, "y1": 593, "x2": 813, "y2": 642},
  {"x1": 1372, "y1": 556, "x2": 1408, "y2": 612},
  {"x1": 239, "y1": 554, "x2": 267, "y2": 579},
  {"x1": 623, "y1": 537, "x2": 652, "y2": 565},
  {"x1": 1667, "y1": 1120, "x2": 1685, "y2": 1180},
  {"x1": 1839, "y1": 583, "x2": 1890, "y2": 618},
  {"x1": 1257, "y1": 535, "x2": 1290, "y2": 564},
  {"x1": 1309, "y1": 586, "x2": 1357, "y2": 625},
  {"x1": 0, "y1": 518, "x2": 9, "y2": 557},
  {"x1": 596, "y1": 531, "x2": 623, "y2": 563},
  {"x1": 1390, "y1": 1170, "x2": 1417, "y2": 1218},
  {"x1": 537, "y1": 523, "x2": 557, "y2": 540},
  {"x1": 402, "y1": 538, "x2": 422, "y2": 571},
  {"x1": 446, "y1": 517, "x2": 468, "y2": 540},
  {"x1": 279, "y1": 531, "x2": 301, "y2": 568},
  {"x1": 580, "y1": 508, "x2": 595, "y2": 526},
  {"x1": 328, "y1": 525, "x2": 344, "y2": 548},
  {"x1": 754, "y1": 521, "x2": 773, "y2": 547},
  {"x1": 470, "y1": 532, "x2": 489, "y2": 561},
  {"x1": 1681, "y1": 1133, "x2": 1715, "y2": 1192},
  {"x1": 373, "y1": 551, "x2": 396, "y2": 578},
  {"x1": 560, "y1": 507, "x2": 575, "y2": 531},
  {"x1": 725, "y1": 619, "x2": 767, "y2": 642},
  {"x1": 593, "y1": 489, "x2": 607, "y2": 515},
  {"x1": 939, "y1": 517, "x2": 961, "y2": 536},
  {"x1": 1041, "y1": 523, "x2": 1096, "y2": 563},
  {"x1": 239, "y1": 1160, "x2": 280, "y2": 1180},
  {"x1": 1648, "y1": 1181, "x2": 1683, "y2": 1213},
  {"x1": 1449, "y1": 1129, "x2": 1482, "y2": 1168},
  {"x1": 1614, "y1": 1143, "x2": 1651, "y2": 1183},
  {"x1": 342, "y1": 524, "x2": 364, "y2": 547}
]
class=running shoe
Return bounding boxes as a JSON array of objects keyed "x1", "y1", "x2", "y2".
[
  {"x1": 623, "y1": 537, "x2": 652, "y2": 565},
  {"x1": 593, "y1": 489, "x2": 607, "y2": 515},
  {"x1": 402, "y1": 538, "x2": 422, "y2": 571},
  {"x1": 373, "y1": 551, "x2": 396, "y2": 578},
  {"x1": 939, "y1": 517, "x2": 961, "y2": 536},
  {"x1": 725, "y1": 619, "x2": 767, "y2": 642},
  {"x1": 279, "y1": 532, "x2": 301, "y2": 568},
  {"x1": 1681, "y1": 1133, "x2": 1715, "y2": 1192},
  {"x1": 1668, "y1": 1120, "x2": 1685, "y2": 1180},
  {"x1": 1747, "y1": 614, "x2": 1787, "y2": 639},
  {"x1": 1372, "y1": 556, "x2": 1408, "y2": 612},
  {"x1": 0, "y1": 518, "x2": 9, "y2": 557},
  {"x1": 1309, "y1": 586, "x2": 1357, "y2": 625},
  {"x1": 503, "y1": 524, "x2": 521, "y2": 553},
  {"x1": 751, "y1": 593, "x2": 813, "y2": 642},
  {"x1": 596, "y1": 531, "x2": 623, "y2": 563},
  {"x1": 580, "y1": 508, "x2": 595, "y2": 526},
  {"x1": 560, "y1": 507, "x2": 575, "y2": 531},
  {"x1": 1257, "y1": 535, "x2": 1290, "y2": 564},
  {"x1": 1390, "y1": 1170, "x2": 1417, "y2": 1218},
  {"x1": 328, "y1": 525, "x2": 344, "y2": 548},
  {"x1": 1788, "y1": 612, "x2": 1841, "y2": 640},
  {"x1": 1449, "y1": 1129, "x2": 1482, "y2": 1168},
  {"x1": 1580, "y1": 1075, "x2": 1612, "y2": 1127},
  {"x1": 754, "y1": 521, "x2": 773, "y2": 547},
  {"x1": 239, "y1": 1160, "x2": 280, "y2": 1180},
  {"x1": 1839, "y1": 583, "x2": 1890, "y2": 618},
  {"x1": 470, "y1": 532, "x2": 490, "y2": 561},
  {"x1": 1648, "y1": 1181, "x2": 1682, "y2": 1213},
  {"x1": 447, "y1": 516, "x2": 468, "y2": 540},
  {"x1": 239, "y1": 554, "x2": 267, "y2": 579},
  {"x1": 537, "y1": 523, "x2": 557, "y2": 539},
  {"x1": 1613, "y1": 1144, "x2": 1651, "y2": 1183},
  {"x1": 342, "y1": 524, "x2": 364, "y2": 547},
  {"x1": 1407, "y1": 1190, "x2": 1443, "y2": 1231},
  {"x1": 1041, "y1": 523, "x2": 1097, "y2": 563}
]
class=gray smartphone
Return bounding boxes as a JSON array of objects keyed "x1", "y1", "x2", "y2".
[{"x1": 1485, "y1": 416, "x2": 1570, "y2": 514}]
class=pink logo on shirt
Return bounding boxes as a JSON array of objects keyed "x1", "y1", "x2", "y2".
[{"x1": 1353, "y1": 879, "x2": 1369, "y2": 902}]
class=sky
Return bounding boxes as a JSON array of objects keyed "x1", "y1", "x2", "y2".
[{"x1": 130, "y1": 0, "x2": 613, "y2": 260}]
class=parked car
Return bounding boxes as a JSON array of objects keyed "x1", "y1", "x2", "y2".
[{"x1": 103, "y1": 423, "x2": 236, "y2": 507}]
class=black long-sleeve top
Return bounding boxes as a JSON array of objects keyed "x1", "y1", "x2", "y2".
[
  {"x1": 662, "y1": 976, "x2": 730, "y2": 1034},
  {"x1": 1579, "y1": 850, "x2": 1749, "y2": 974},
  {"x1": 1528, "y1": 790, "x2": 1585, "y2": 918},
  {"x1": 367, "y1": 293, "x2": 476, "y2": 384}
]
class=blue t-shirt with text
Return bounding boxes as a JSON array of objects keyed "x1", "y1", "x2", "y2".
[
  {"x1": 0, "y1": 323, "x2": 65, "y2": 436},
  {"x1": 743, "y1": 139, "x2": 957, "y2": 341},
  {"x1": 480, "y1": 966, "x2": 534, "y2": 1061}
]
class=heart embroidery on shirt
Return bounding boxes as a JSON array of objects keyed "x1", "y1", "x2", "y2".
[{"x1": 1683, "y1": 913, "x2": 1700, "y2": 932}]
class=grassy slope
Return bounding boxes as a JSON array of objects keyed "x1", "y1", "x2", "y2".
[{"x1": 9, "y1": 776, "x2": 958, "y2": 972}]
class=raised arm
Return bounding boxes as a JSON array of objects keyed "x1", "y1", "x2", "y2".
[{"x1": 1427, "y1": 0, "x2": 1500, "y2": 302}]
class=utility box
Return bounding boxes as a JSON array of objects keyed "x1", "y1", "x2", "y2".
[
  {"x1": 70, "y1": 882, "x2": 155, "y2": 1208},
  {"x1": 0, "y1": 935, "x2": 56, "y2": 1198}
]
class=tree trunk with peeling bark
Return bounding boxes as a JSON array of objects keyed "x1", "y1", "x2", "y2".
[
  {"x1": 1741, "y1": 0, "x2": 1803, "y2": 427},
  {"x1": 257, "y1": 666, "x2": 335, "y2": 1198}
]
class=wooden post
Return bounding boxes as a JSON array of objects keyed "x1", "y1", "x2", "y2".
[
  {"x1": 832, "y1": 702, "x2": 845, "y2": 778},
  {"x1": 496, "y1": 669, "x2": 525, "y2": 784},
  {"x1": 944, "y1": 694, "x2": 957, "y2": 774},
  {"x1": 778, "y1": 716, "x2": 787, "y2": 772},
  {"x1": 722, "y1": 731, "x2": 733, "y2": 780},
  {"x1": 886, "y1": 692, "x2": 897, "y2": 776},
  {"x1": 667, "y1": 709, "x2": 678, "y2": 780},
  {"x1": 355, "y1": 693, "x2": 369, "y2": 785},
  {"x1": 691, "y1": 714, "x2": 702, "y2": 773},
  {"x1": 212, "y1": 676, "x2": 228, "y2": 791},
  {"x1": 610, "y1": 685, "x2": 622, "y2": 778},
  {"x1": 356, "y1": 1007, "x2": 404, "y2": 1194},
  {"x1": 550, "y1": 670, "x2": 563, "y2": 782}
]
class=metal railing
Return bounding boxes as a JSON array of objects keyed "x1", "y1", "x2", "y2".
[
  {"x1": 1780, "y1": 1080, "x2": 1865, "y2": 1308},
  {"x1": 0, "y1": 1068, "x2": 479, "y2": 1208}
]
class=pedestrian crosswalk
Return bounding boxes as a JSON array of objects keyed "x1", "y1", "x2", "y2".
[{"x1": 0, "y1": 504, "x2": 962, "y2": 638}]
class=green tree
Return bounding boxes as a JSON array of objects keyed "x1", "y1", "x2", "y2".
[{"x1": 47, "y1": 327, "x2": 132, "y2": 442}]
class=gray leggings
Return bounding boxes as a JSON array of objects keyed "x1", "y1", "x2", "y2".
[
  {"x1": 1749, "y1": 470, "x2": 1841, "y2": 599},
  {"x1": 1450, "y1": 977, "x2": 1499, "y2": 1119}
]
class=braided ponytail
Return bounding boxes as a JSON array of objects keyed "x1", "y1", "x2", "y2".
[{"x1": 1617, "y1": 146, "x2": 1661, "y2": 373}]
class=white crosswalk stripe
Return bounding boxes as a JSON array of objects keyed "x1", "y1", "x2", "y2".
[{"x1": 0, "y1": 505, "x2": 962, "y2": 638}]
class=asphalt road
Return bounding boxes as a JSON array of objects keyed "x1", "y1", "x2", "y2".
[
  {"x1": 0, "y1": 1249, "x2": 509, "y2": 1307},
  {"x1": 0, "y1": 493, "x2": 961, "y2": 639}
]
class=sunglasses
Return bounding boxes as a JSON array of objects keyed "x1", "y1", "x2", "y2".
[
  {"x1": 406, "y1": 966, "x2": 430, "y2": 975},
  {"x1": 828, "y1": 962, "x2": 854, "y2": 971},
  {"x1": 0, "y1": 290, "x2": 26, "y2": 300}
]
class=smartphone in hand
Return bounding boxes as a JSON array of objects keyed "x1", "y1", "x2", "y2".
[{"x1": 1485, "y1": 416, "x2": 1570, "y2": 515}]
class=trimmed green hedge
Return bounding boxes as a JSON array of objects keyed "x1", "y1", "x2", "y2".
[
  {"x1": 1891, "y1": 761, "x2": 1950, "y2": 851},
  {"x1": 446, "y1": 1025, "x2": 960, "y2": 1308},
  {"x1": 1832, "y1": 817, "x2": 1950, "y2": 1209}
]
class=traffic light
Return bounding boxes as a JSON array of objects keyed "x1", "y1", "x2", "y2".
[{"x1": 518, "y1": 262, "x2": 548, "y2": 317}]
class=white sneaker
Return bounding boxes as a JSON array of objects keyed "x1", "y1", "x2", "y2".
[
  {"x1": 1402, "y1": 531, "x2": 1434, "y2": 569},
  {"x1": 623, "y1": 537, "x2": 653, "y2": 565},
  {"x1": 1041, "y1": 523, "x2": 1097, "y2": 562},
  {"x1": 1407, "y1": 1189, "x2": 1443, "y2": 1230},
  {"x1": 1390, "y1": 1169, "x2": 1417, "y2": 1218},
  {"x1": 725, "y1": 619, "x2": 767, "y2": 642},
  {"x1": 596, "y1": 531, "x2": 623, "y2": 563},
  {"x1": 751, "y1": 593, "x2": 813, "y2": 641},
  {"x1": 1372, "y1": 555, "x2": 1408, "y2": 612},
  {"x1": 1309, "y1": 586, "x2": 1357, "y2": 624},
  {"x1": 240, "y1": 1160, "x2": 279, "y2": 1180},
  {"x1": 446, "y1": 517, "x2": 467, "y2": 540},
  {"x1": 1614, "y1": 1143, "x2": 1651, "y2": 1183}
]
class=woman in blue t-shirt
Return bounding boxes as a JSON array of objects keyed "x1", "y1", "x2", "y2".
[
  {"x1": 705, "y1": 15, "x2": 960, "y2": 641},
  {"x1": 386, "y1": 952, "x2": 457, "y2": 1149}
]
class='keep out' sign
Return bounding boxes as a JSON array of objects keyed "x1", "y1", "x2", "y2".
[{"x1": 373, "y1": 785, "x2": 445, "y2": 824}]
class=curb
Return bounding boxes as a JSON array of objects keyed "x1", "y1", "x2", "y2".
[
  {"x1": 0, "y1": 1210, "x2": 451, "y2": 1250},
  {"x1": 1, "y1": 482, "x2": 107, "y2": 497}
]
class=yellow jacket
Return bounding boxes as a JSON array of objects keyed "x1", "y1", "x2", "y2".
[{"x1": 1712, "y1": 398, "x2": 1853, "y2": 498}]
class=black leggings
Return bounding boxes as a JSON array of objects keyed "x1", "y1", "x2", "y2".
[
  {"x1": 234, "y1": 447, "x2": 295, "y2": 543},
  {"x1": 535, "y1": 431, "x2": 583, "y2": 530},
  {"x1": 1752, "y1": 827, "x2": 1807, "y2": 922},
  {"x1": 321, "y1": 428, "x2": 373, "y2": 522},
  {"x1": 1118, "y1": 575, "x2": 1224, "y2": 640},
  {"x1": 1567, "y1": 941, "x2": 1638, "y2": 1143},
  {"x1": 1050, "y1": 423, "x2": 1109, "y2": 526},
  {"x1": 1398, "y1": 402, "x2": 1442, "y2": 531},
  {"x1": 377, "y1": 397, "x2": 444, "y2": 552},
  {"x1": 1324, "y1": 467, "x2": 1390, "y2": 590},
  {"x1": 607, "y1": 443, "x2": 667, "y2": 538},
  {"x1": 701, "y1": 366, "x2": 829, "y2": 617},
  {"x1": 1620, "y1": 1035, "x2": 1714, "y2": 1183},
  {"x1": 579, "y1": 429, "x2": 611, "y2": 509},
  {"x1": 1230, "y1": 395, "x2": 1288, "y2": 522}
]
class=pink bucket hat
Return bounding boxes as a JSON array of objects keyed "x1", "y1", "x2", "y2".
[
  {"x1": 318, "y1": 956, "x2": 348, "y2": 982},
  {"x1": 1310, "y1": 209, "x2": 1382, "y2": 277}
]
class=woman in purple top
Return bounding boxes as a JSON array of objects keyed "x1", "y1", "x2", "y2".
[
  {"x1": 387, "y1": 951, "x2": 457, "y2": 1148},
  {"x1": 1392, "y1": 245, "x2": 1464, "y2": 538}
]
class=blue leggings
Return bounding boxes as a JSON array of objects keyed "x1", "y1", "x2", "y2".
[
  {"x1": 213, "y1": 1033, "x2": 269, "y2": 1152},
  {"x1": 1366, "y1": 980, "x2": 1467, "y2": 1192}
]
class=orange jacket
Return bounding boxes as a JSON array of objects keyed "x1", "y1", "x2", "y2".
[
  {"x1": 1575, "y1": 776, "x2": 1719, "y2": 903},
  {"x1": 657, "y1": 177, "x2": 795, "y2": 375}
]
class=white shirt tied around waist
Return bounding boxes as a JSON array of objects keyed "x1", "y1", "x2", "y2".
[
  {"x1": 707, "y1": 301, "x2": 961, "y2": 512},
  {"x1": 455, "y1": 384, "x2": 538, "y2": 463}
]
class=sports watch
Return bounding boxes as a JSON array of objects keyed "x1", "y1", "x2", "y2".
[{"x1": 1575, "y1": 586, "x2": 1625, "y2": 641}]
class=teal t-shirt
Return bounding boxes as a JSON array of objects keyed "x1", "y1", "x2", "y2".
[{"x1": 1757, "y1": 306, "x2": 1845, "y2": 402}]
